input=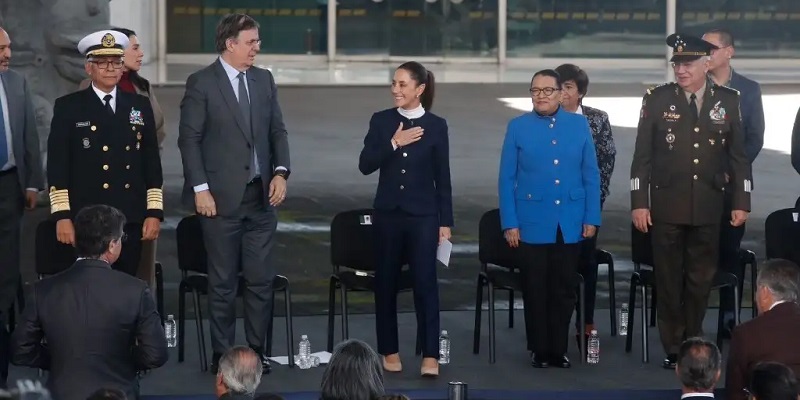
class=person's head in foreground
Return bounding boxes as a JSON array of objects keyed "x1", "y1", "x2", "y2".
[
  {"x1": 666, "y1": 33, "x2": 717, "y2": 93},
  {"x1": 320, "y1": 339, "x2": 384, "y2": 400},
  {"x1": 676, "y1": 337, "x2": 722, "y2": 394},
  {"x1": 215, "y1": 346, "x2": 263, "y2": 398},
  {"x1": 755, "y1": 259, "x2": 800, "y2": 314},
  {"x1": 86, "y1": 388, "x2": 127, "y2": 400},
  {"x1": 74, "y1": 205, "x2": 127, "y2": 264},
  {"x1": 746, "y1": 361, "x2": 800, "y2": 400}
]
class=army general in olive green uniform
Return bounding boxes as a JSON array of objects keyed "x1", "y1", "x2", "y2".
[{"x1": 630, "y1": 33, "x2": 750, "y2": 368}]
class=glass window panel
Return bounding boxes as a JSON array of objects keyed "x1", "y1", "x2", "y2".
[
  {"x1": 677, "y1": 0, "x2": 800, "y2": 58},
  {"x1": 506, "y1": 0, "x2": 667, "y2": 58},
  {"x1": 166, "y1": 0, "x2": 327, "y2": 54},
  {"x1": 336, "y1": 0, "x2": 495, "y2": 58}
]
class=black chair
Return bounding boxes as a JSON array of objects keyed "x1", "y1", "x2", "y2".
[
  {"x1": 595, "y1": 249, "x2": 617, "y2": 336},
  {"x1": 6, "y1": 276, "x2": 24, "y2": 332},
  {"x1": 175, "y1": 215, "x2": 295, "y2": 371},
  {"x1": 738, "y1": 249, "x2": 757, "y2": 318},
  {"x1": 325, "y1": 209, "x2": 422, "y2": 354},
  {"x1": 625, "y1": 224, "x2": 740, "y2": 362},
  {"x1": 471, "y1": 209, "x2": 586, "y2": 364}
]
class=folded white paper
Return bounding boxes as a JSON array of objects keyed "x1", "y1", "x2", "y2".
[
  {"x1": 437, "y1": 239, "x2": 453, "y2": 267},
  {"x1": 269, "y1": 351, "x2": 332, "y2": 366}
]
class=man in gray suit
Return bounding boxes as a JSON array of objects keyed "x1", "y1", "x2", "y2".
[
  {"x1": 178, "y1": 13, "x2": 290, "y2": 375},
  {"x1": 703, "y1": 29, "x2": 765, "y2": 335},
  {"x1": 0, "y1": 26, "x2": 44, "y2": 387}
]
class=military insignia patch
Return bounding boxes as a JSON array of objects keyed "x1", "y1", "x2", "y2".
[
  {"x1": 82, "y1": 138, "x2": 90, "y2": 149},
  {"x1": 101, "y1": 33, "x2": 115, "y2": 48},
  {"x1": 709, "y1": 101, "x2": 726, "y2": 122},
  {"x1": 129, "y1": 108, "x2": 144, "y2": 125}
]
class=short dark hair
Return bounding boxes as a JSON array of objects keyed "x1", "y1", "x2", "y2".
[
  {"x1": 748, "y1": 362, "x2": 799, "y2": 400},
  {"x1": 111, "y1": 27, "x2": 136, "y2": 38},
  {"x1": 554, "y1": 63, "x2": 590, "y2": 98},
  {"x1": 73, "y1": 205, "x2": 126, "y2": 258},
  {"x1": 757, "y1": 258, "x2": 800, "y2": 302},
  {"x1": 320, "y1": 339, "x2": 384, "y2": 400},
  {"x1": 215, "y1": 14, "x2": 260, "y2": 54},
  {"x1": 86, "y1": 388, "x2": 127, "y2": 400},
  {"x1": 677, "y1": 337, "x2": 722, "y2": 392},
  {"x1": 705, "y1": 28, "x2": 735, "y2": 47},
  {"x1": 396, "y1": 61, "x2": 436, "y2": 111},
  {"x1": 531, "y1": 69, "x2": 562, "y2": 87}
]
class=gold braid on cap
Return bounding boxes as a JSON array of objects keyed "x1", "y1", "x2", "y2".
[
  {"x1": 146, "y1": 188, "x2": 164, "y2": 210},
  {"x1": 49, "y1": 187, "x2": 71, "y2": 213}
]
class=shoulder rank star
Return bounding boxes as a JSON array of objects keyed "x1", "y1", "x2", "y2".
[{"x1": 129, "y1": 108, "x2": 144, "y2": 125}]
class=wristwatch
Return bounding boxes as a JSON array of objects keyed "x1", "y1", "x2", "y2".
[{"x1": 274, "y1": 169, "x2": 290, "y2": 181}]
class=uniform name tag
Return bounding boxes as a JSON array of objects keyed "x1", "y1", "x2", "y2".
[{"x1": 75, "y1": 121, "x2": 90, "y2": 127}]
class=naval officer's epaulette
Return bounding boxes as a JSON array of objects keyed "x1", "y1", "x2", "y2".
[{"x1": 644, "y1": 82, "x2": 677, "y2": 96}]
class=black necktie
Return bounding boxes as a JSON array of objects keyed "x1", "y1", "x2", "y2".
[
  {"x1": 237, "y1": 72, "x2": 252, "y2": 138},
  {"x1": 103, "y1": 94, "x2": 113, "y2": 115},
  {"x1": 689, "y1": 93, "x2": 698, "y2": 122}
]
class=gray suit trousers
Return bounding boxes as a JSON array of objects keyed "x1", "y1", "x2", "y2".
[{"x1": 200, "y1": 179, "x2": 277, "y2": 353}]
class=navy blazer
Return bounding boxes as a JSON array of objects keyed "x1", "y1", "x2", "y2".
[
  {"x1": 498, "y1": 107, "x2": 601, "y2": 245},
  {"x1": 359, "y1": 108, "x2": 454, "y2": 227},
  {"x1": 728, "y1": 69, "x2": 764, "y2": 164}
]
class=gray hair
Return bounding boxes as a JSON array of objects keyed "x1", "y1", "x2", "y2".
[
  {"x1": 320, "y1": 339, "x2": 384, "y2": 400},
  {"x1": 218, "y1": 346, "x2": 263, "y2": 395},
  {"x1": 677, "y1": 337, "x2": 722, "y2": 392},
  {"x1": 756, "y1": 259, "x2": 800, "y2": 303}
]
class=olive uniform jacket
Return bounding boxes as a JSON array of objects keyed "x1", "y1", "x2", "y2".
[{"x1": 630, "y1": 81, "x2": 751, "y2": 225}]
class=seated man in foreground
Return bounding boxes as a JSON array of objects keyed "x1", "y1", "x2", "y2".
[
  {"x1": 10, "y1": 204, "x2": 168, "y2": 400},
  {"x1": 726, "y1": 258, "x2": 800, "y2": 400},
  {"x1": 215, "y1": 346, "x2": 265, "y2": 400},
  {"x1": 676, "y1": 337, "x2": 722, "y2": 399}
]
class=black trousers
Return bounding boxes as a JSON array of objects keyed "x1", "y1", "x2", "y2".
[
  {"x1": 575, "y1": 227, "x2": 600, "y2": 329},
  {"x1": 0, "y1": 168, "x2": 23, "y2": 317},
  {"x1": 718, "y1": 193, "x2": 746, "y2": 319},
  {"x1": 374, "y1": 210, "x2": 440, "y2": 358},
  {"x1": 518, "y1": 227, "x2": 581, "y2": 356},
  {"x1": 652, "y1": 222, "x2": 720, "y2": 355},
  {"x1": 200, "y1": 180, "x2": 277, "y2": 353}
]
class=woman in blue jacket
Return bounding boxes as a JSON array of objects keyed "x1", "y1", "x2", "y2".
[
  {"x1": 358, "y1": 61, "x2": 453, "y2": 377},
  {"x1": 498, "y1": 69, "x2": 601, "y2": 368}
]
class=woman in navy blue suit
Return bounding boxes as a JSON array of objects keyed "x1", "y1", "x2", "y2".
[
  {"x1": 498, "y1": 69, "x2": 601, "y2": 368},
  {"x1": 358, "y1": 61, "x2": 453, "y2": 377}
]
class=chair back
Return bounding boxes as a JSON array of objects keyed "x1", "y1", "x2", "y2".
[
  {"x1": 35, "y1": 219, "x2": 77, "y2": 276},
  {"x1": 330, "y1": 209, "x2": 381, "y2": 271},
  {"x1": 176, "y1": 214, "x2": 208, "y2": 274},
  {"x1": 630, "y1": 223, "x2": 654, "y2": 268},
  {"x1": 765, "y1": 208, "x2": 800, "y2": 263},
  {"x1": 478, "y1": 209, "x2": 518, "y2": 269}
]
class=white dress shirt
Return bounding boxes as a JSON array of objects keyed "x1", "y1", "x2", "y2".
[
  {"x1": 193, "y1": 58, "x2": 286, "y2": 193},
  {"x1": 681, "y1": 393, "x2": 714, "y2": 399},
  {"x1": 91, "y1": 83, "x2": 117, "y2": 113}
]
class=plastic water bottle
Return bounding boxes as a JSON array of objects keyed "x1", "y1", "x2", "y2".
[
  {"x1": 619, "y1": 302, "x2": 629, "y2": 336},
  {"x1": 295, "y1": 335, "x2": 312, "y2": 369},
  {"x1": 165, "y1": 315, "x2": 177, "y2": 348},
  {"x1": 587, "y1": 330, "x2": 600, "y2": 364},
  {"x1": 439, "y1": 330, "x2": 450, "y2": 365}
]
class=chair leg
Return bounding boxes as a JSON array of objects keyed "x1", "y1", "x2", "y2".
[
  {"x1": 641, "y1": 286, "x2": 649, "y2": 363},
  {"x1": 326, "y1": 277, "x2": 337, "y2": 352},
  {"x1": 192, "y1": 290, "x2": 208, "y2": 372},
  {"x1": 733, "y1": 285, "x2": 741, "y2": 326},
  {"x1": 340, "y1": 285, "x2": 349, "y2": 340},
  {"x1": 608, "y1": 260, "x2": 617, "y2": 337},
  {"x1": 488, "y1": 281, "x2": 496, "y2": 364},
  {"x1": 155, "y1": 262, "x2": 164, "y2": 326},
  {"x1": 625, "y1": 279, "x2": 637, "y2": 353},
  {"x1": 750, "y1": 260, "x2": 757, "y2": 319},
  {"x1": 266, "y1": 292, "x2": 276, "y2": 357},
  {"x1": 178, "y1": 284, "x2": 186, "y2": 363},
  {"x1": 649, "y1": 286, "x2": 657, "y2": 327},
  {"x1": 508, "y1": 289, "x2": 514, "y2": 329},
  {"x1": 284, "y1": 286, "x2": 295, "y2": 369},
  {"x1": 579, "y1": 281, "x2": 586, "y2": 364},
  {"x1": 472, "y1": 274, "x2": 485, "y2": 354}
]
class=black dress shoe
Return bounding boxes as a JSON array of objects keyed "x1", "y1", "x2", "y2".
[
  {"x1": 530, "y1": 353, "x2": 549, "y2": 368},
  {"x1": 662, "y1": 354, "x2": 677, "y2": 369},
  {"x1": 550, "y1": 354, "x2": 571, "y2": 368},
  {"x1": 250, "y1": 346, "x2": 272, "y2": 375},
  {"x1": 210, "y1": 352, "x2": 222, "y2": 375}
]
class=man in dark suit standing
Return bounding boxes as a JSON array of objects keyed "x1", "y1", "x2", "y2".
[
  {"x1": 726, "y1": 259, "x2": 800, "y2": 400},
  {"x1": 630, "y1": 33, "x2": 751, "y2": 369},
  {"x1": 46, "y1": 29, "x2": 163, "y2": 276},
  {"x1": 0, "y1": 27, "x2": 44, "y2": 388},
  {"x1": 178, "y1": 13, "x2": 291, "y2": 374},
  {"x1": 10, "y1": 204, "x2": 168, "y2": 400},
  {"x1": 676, "y1": 338, "x2": 723, "y2": 399},
  {"x1": 702, "y1": 28, "x2": 766, "y2": 335}
]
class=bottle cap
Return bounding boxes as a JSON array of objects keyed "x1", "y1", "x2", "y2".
[
  {"x1": 167, "y1": 314, "x2": 174, "y2": 319},
  {"x1": 301, "y1": 334, "x2": 308, "y2": 339},
  {"x1": 442, "y1": 330, "x2": 448, "y2": 335},
  {"x1": 591, "y1": 329, "x2": 598, "y2": 334}
]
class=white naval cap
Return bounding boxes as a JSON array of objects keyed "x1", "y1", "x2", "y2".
[{"x1": 77, "y1": 30, "x2": 129, "y2": 58}]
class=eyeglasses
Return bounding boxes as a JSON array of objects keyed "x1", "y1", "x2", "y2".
[
  {"x1": 242, "y1": 39, "x2": 261, "y2": 47},
  {"x1": 90, "y1": 59, "x2": 124, "y2": 70},
  {"x1": 530, "y1": 87, "x2": 560, "y2": 97}
]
